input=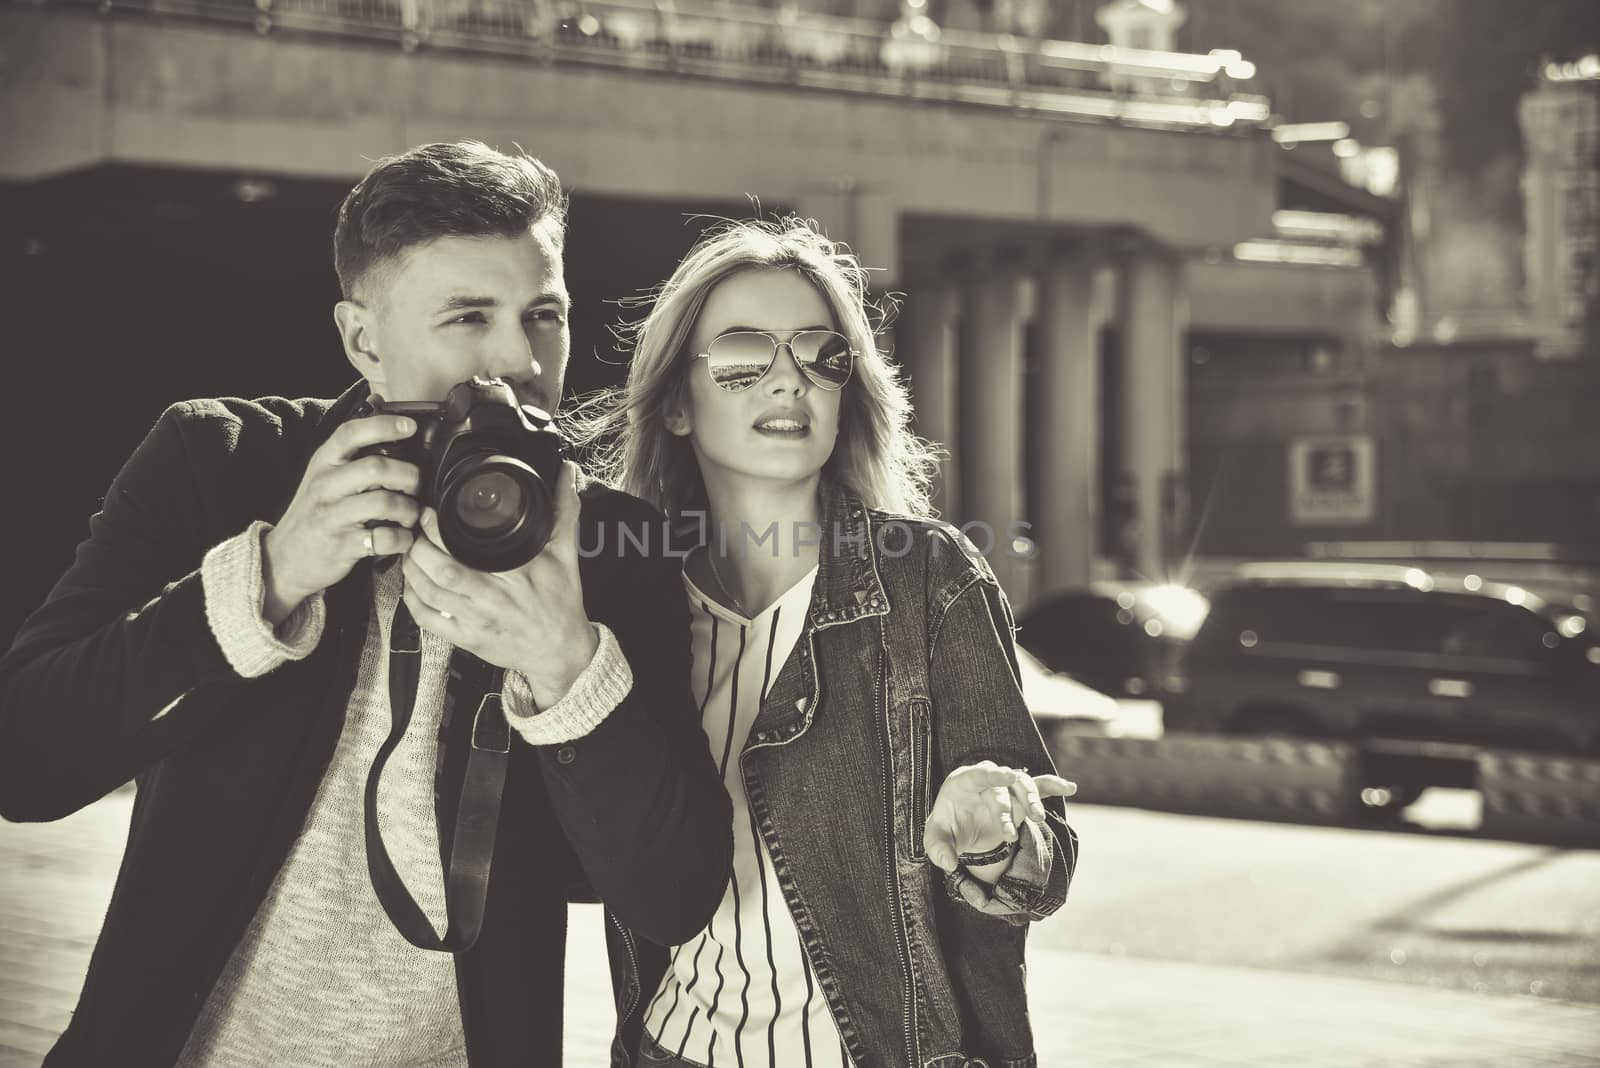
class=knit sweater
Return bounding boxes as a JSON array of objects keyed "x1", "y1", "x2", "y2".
[{"x1": 174, "y1": 520, "x2": 631, "y2": 1066}]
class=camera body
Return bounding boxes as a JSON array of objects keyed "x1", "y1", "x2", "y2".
[{"x1": 359, "y1": 377, "x2": 572, "y2": 572}]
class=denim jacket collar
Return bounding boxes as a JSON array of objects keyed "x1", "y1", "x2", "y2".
[
  {"x1": 736, "y1": 483, "x2": 890, "y2": 749},
  {"x1": 808, "y1": 481, "x2": 890, "y2": 631},
  {"x1": 669, "y1": 480, "x2": 890, "y2": 631}
]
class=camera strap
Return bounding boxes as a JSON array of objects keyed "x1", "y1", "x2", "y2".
[{"x1": 364, "y1": 598, "x2": 510, "y2": 954}]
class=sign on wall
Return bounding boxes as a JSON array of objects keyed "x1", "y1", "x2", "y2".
[{"x1": 1289, "y1": 435, "x2": 1376, "y2": 524}]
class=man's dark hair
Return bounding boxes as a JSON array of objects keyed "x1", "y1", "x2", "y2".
[{"x1": 333, "y1": 140, "x2": 567, "y2": 300}]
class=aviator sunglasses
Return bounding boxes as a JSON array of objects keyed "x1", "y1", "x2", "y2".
[{"x1": 693, "y1": 330, "x2": 857, "y2": 393}]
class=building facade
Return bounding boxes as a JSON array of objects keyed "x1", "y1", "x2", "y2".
[{"x1": 1520, "y1": 56, "x2": 1600, "y2": 357}]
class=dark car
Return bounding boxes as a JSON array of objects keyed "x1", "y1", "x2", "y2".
[
  {"x1": 1016, "y1": 581, "x2": 1209, "y2": 699},
  {"x1": 1163, "y1": 563, "x2": 1600, "y2": 756}
]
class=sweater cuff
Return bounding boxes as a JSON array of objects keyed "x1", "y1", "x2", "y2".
[
  {"x1": 502, "y1": 623, "x2": 632, "y2": 746},
  {"x1": 201, "y1": 520, "x2": 326, "y2": 679}
]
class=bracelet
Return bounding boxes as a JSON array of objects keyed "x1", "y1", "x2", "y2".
[{"x1": 957, "y1": 840, "x2": 1019, "y2": 868}]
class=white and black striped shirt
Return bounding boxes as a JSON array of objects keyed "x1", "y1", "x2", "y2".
[{"x1": 642, "y1": 567, "x2": 852, "y2": 1068}]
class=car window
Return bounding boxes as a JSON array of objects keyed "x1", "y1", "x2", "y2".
[
  {"x1": 1200, "y1": 587, "x2": 1300, "y2": 643},
  {"x1": 1020, "y1": 596, "x2": 1112, "y2": 656},
  {"x1": 1206, "y1": 586, "x2": 1453, "y2": 655},
  {"x1": 1434, "y1": 597, "x2": 1552, "y2": 662},
  {"x1": 1018, "y1": 594, "x2": 1146, "y2": 672},
  {"x1": 1306, "y1": 591, "x2": 1447, "y2": 653},
  {"x1": 1205, "y1": 584, "x2": 1559, "y2": 663}
]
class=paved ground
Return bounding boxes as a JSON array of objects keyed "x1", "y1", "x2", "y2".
[
  {"x1": 4, "y1": 791, "x2": 1599, "y2": 1067},
  {"x1": 1044, "y1": 802, "x2": 1600, "y2": 1005}
]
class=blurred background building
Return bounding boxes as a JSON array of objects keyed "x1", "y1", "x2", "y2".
[
  {"x1": 2, "y1": 0, "x2": 1598, "y2": 645},
  {"x1": 1522, "y1": 54, "x2": 1600, "y2": 353}
]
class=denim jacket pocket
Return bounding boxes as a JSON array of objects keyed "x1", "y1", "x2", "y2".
[{"x1": 904, "y1": 697, "x2": 932, "y2": 861}]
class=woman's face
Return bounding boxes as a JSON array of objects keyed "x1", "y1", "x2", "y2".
[{"x1": 671, "y1": 267, "x2": 845, "y2": 493}]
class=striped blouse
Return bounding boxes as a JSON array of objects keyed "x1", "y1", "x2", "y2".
[{"x1": 642, "y1": 567, "x2": 852, "y2": 1068}]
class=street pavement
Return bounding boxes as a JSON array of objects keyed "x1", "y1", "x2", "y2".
[
  {"x1": 3, "y1": 791, "x2": 1598, "y2": 1067},
  {"x1": 1046, "y1": 802, "x2": 1600, "y2": 1005}
]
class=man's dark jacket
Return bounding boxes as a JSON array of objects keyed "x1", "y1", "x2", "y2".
[{"x1": 0, "y1": 383, "x2": 733, "y2": 1066}]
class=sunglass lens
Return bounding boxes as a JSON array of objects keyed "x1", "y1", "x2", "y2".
[
  {"x1": 791, "y1": 331, "x2": 854, "y2": 389},
  {"x1": 704, "y1": 332, "x2": 775, "y2": 392}
]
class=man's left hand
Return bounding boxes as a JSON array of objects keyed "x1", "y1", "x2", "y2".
[{"x1": 402, "y1": 460, "x2": 598, "y2": 707}]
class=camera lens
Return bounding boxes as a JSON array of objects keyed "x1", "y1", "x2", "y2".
[
  {"x1": 455, "y1": 470, "x2": 526, "y2": 535},
  {"x1": 436, "y1": 453, "x2": 556, "y2": 572}
]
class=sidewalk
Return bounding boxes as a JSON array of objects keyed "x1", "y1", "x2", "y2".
[
  {"x1": 1020, "y1": 949, "x2": 1600, "y2": 1068},
  {"x1": 4, "y1": 793, "x2": 1599, "y2": 1067}
]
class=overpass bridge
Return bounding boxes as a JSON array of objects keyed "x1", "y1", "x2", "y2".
[{"x1": 2, "y1": 0, "x2": 1349, "y2": 604}]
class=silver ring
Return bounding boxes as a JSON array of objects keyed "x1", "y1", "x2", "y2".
[{"x1": 362, "y1": 530, "x2": 376, "y2": 556}]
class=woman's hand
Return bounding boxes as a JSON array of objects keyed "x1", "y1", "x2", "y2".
[{"x1": 924, "y1": 761, "x2": 1076, "y2": 874}]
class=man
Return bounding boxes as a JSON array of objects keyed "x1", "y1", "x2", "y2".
[{"x1": 0, "y1": 141, "x2": 732, "y2": 1066}]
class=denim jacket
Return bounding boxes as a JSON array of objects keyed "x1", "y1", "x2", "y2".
[{"x1": 601, "y1": 484, "x2": 1078, "y2": 1068}]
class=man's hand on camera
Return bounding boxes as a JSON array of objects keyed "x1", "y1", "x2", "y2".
[
  {"x1": 261, "y1": 414, "x2": 423, "y2": 627},
  {"x1": 401, "y1": 460, "x2": 598, "y2": 707}
]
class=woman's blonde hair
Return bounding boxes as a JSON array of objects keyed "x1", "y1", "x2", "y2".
[{"x1": 575, "y1": 217, "x2": 938, "y2": 519}]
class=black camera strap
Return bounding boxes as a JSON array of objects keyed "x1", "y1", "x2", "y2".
[{"x1": 364, "y1": 598, "x2": 510, "y2": 954}]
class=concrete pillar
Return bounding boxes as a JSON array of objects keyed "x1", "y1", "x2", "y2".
[
  {"x1": 897, "y1": 280, "x2": 961, "y2": 519},
  {"x1": 793, "y1": 186, "x2": 901, "y2": 288},
  {"x1": 1034, "y1": 248, "x2": 1100, "y2": 592},
  {"x1": 1116, "y1": 249, "x2": 1187, "y2": 580},
  {"x1": 958, "y1": 262, "x2": 1027, "y2": 596}
]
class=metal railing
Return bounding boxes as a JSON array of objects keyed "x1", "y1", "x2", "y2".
[{"x1": 24, "y1": 0, "x2": 1272, "y2": 131}]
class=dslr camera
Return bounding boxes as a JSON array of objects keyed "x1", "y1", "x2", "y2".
[{"x1": 359, "y1": 377, "x2": 572, "y2": 572}]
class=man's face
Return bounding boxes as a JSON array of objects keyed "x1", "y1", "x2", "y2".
[{"x1": 341, "y1": 224, "x2": 570, "y2": 412}]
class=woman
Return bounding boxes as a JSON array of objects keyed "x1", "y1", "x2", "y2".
[{"x1": 589, "y1": 218, "x2": 1077, "y2": 1068}]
